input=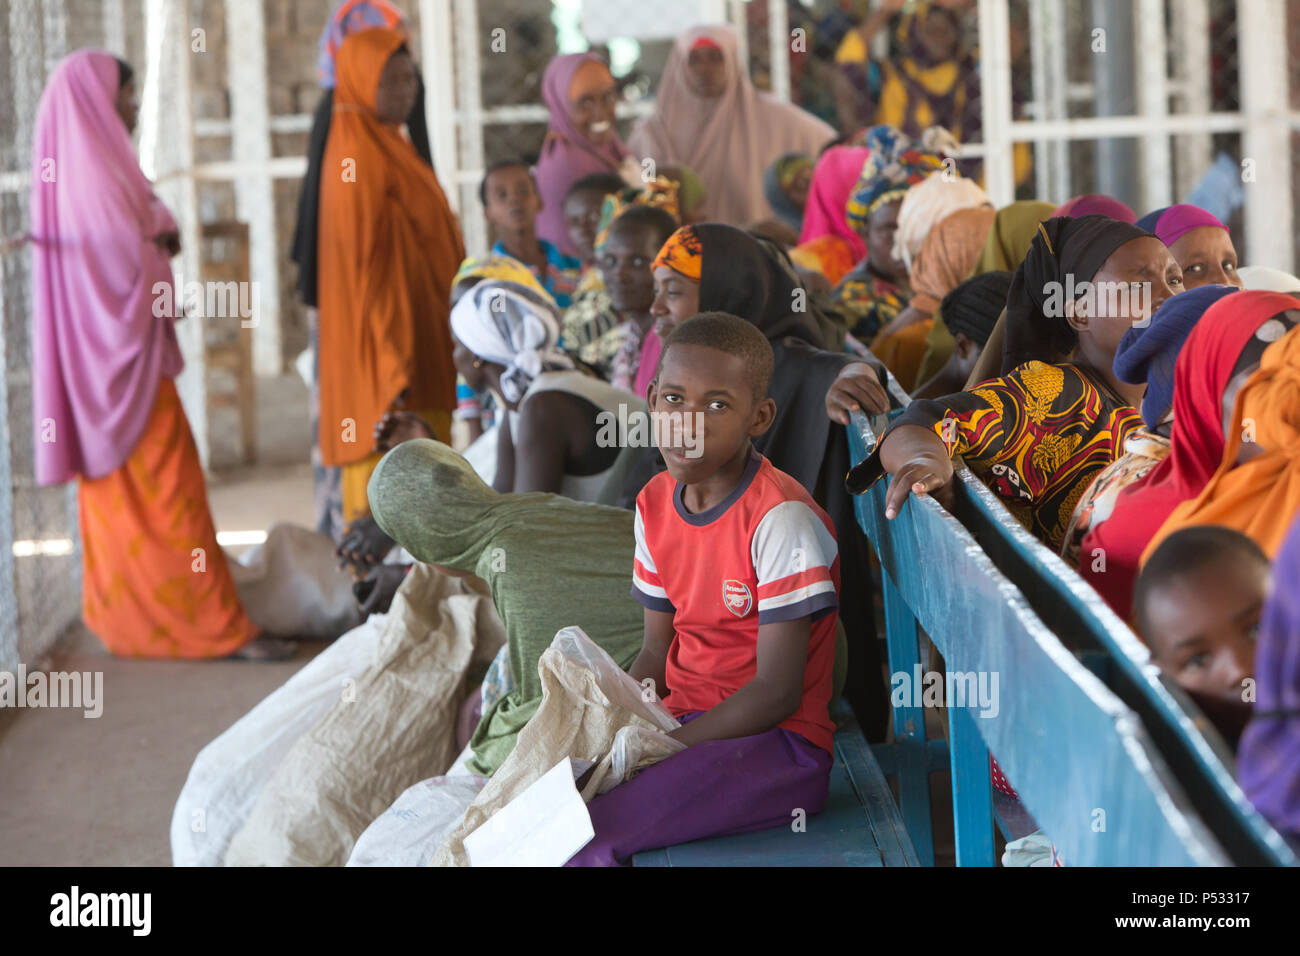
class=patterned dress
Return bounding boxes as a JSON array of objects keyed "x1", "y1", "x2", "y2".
[
  {"x1": 865, "y1": 361, "x2": 1141, "y2": 553},
  {"x1": 830, "y1": 264, "x2": 908, "y2": 344},
  {"x1": 1059, "y1": 429, "x2": 1171, "y2": 569}
]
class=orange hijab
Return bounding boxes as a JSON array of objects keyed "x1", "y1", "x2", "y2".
[
  {"x1": 317, "y1": 27, "x2": 464, "y2": 466},
  {"x1": 1143, "y1": 324, "x2": 1300, "y2": 561}
]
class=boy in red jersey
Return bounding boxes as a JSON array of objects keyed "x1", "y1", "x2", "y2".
[{"x1": 567, "y1": 312, "x2": 840, "y2": 866}]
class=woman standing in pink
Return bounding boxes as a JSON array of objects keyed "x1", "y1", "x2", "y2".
[{"x1": 29, "y1": 50, "x2": 287, "y2": 660}]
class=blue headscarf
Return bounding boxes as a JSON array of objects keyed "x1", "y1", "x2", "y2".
[{"x1": 1113, "y1": 284, "x2": 1240, "y2": 428}]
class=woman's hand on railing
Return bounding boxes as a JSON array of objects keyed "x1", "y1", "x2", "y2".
[
  {"x1": 825, "y1": 362, "x2": 891, "y2": 424},
  {"x1": 877, "y1": 425, "x2": 955, "y2": 519}
]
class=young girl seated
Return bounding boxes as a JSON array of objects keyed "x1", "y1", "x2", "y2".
[{"x1": 567, "y1": 312, "x2": 840, "y2": 866}]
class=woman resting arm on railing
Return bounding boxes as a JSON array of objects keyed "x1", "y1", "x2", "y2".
[{"x1": 847, "y1": 215, "x2": 1182, "y2": 553}]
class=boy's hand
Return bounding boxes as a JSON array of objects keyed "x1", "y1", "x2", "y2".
[
  {"x1": 373, "y1": 410, "x2": 436, "y2": 453},
  {"x1": 825, "y1": 362, "x2": 890, "y2": 425}
]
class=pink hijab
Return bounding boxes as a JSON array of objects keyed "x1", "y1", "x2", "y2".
[
  {"x1": 628, "y1": 24, "x2": 835, "y2": 226},
  {"x1": 798, "y1": 145, "x2": 870, "y2": 262},
  {"x1": 534, "y1": 53, "x2": 630, "y2": 254},
  {"x1": 29, "y1": 49, "x2": 183, "y2": 486},
  {"x1": 1051, "y1": 193, "x2": 1137, "y2": 223}
]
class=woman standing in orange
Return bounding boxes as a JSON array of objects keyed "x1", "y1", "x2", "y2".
[
  {"x1": 316, "y1": 27, "x2": 464, "y2": 522},
  {"x1": 30, "y1": 51, "x2": 286, "y2": 659}
]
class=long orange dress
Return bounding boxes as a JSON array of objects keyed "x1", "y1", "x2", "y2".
[
  {"x1": 79, "y1": 380, "x2": 257, "y2": 657},
  {"x1": 316, "y1": 27, "x2": 463, "y2": 520}
]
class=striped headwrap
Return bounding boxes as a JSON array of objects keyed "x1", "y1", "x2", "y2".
[{"x1": 844, "y1": 124, "x2": 946, "y2": 232}]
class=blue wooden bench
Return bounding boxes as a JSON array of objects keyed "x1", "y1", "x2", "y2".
[
  {"x1": 946, "y1": 442, "x2": 1298, "y2": 866},
  {"x1": 846, "y1": 406, "x2": 1297, "y2": 866},
  {"x1": 635, "y1": 706, "x2": 919, "y2": 867}
]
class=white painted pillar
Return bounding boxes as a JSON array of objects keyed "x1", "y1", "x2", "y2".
[
  {"x1": 1237, "y1": 0, "x2": 1293, "y2": 271},
  {"x1": 1028, "y1": 0, "x2": 1069, "y2": 204},
  {"x1": 728, "y1": 0, "x2": 748, "y2": 68},
  {"x1": 1135, "y1": 0, "x2": 1172, "y2": 211},
  {"x1": 767, "y1": 0, "x2": 790, "y2": 102},
  {"x1": 453, "y1": 0, "x2": 486, "y2": 255},
  {"x1": 102, "y1": 0, "x2": 126, "y2": 56},
  {"x1": 225, "y1": 0, "x2": 281, "y2": 376},
  {"x1": 1173, "y1": 0, "x2": 1211, "y2": 200},
  {"x1": 419, "y1": 0, "x2": 460, "y2": 215},
  {"x1": 141, "y1": 0, "x2": 208, "y2": 466},
  {"x1": 977, "y1": 0, "x2": 1015, "y2": 206}
]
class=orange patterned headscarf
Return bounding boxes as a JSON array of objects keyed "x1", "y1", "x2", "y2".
[{"x1": 652, "y1": 225, "x2": 703, "y2": 281}]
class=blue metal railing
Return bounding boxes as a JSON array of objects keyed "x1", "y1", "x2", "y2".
[{"x1": 846, "y1": 406, "x2": 1295, "y2": 866}]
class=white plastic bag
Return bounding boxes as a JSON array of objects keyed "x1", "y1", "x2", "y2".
[
  {"x1": 229, "y1": 522, "x2": 360, "y2": 640},
  {"x1": 347, "y1": 746, "x2": 487, "y2": 867},
  {"x1": 433, "y1": 627, "x2": 685, "y2": 866},
  {"x1": 169, "y1": 612, "x2": 387, "y2": 866}
]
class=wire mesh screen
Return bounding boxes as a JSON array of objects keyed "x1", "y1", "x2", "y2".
[{"x1": 0, "y1": 0, "x2": 109, "y2": 668}]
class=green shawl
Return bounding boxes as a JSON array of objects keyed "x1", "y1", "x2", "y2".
[{"x1": 369, "y1": 440, "x2": 643, "y2": 776}]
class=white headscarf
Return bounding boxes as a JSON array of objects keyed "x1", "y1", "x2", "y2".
[
  {"x1": 627, "y1": 23, "x2": 835, "y2": 226},
  {"x1": 450, "y1": 280, "x2": 573, "y2": 404},
  {"x1": 1238, "y1": 265, "x2": 1300, "y2": 294},
  {"x1": 893, "y1": 170, "x2": 991, "y2": 272}
]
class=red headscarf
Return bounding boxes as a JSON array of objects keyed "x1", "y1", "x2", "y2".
[{"x1": 1080, "y1": 290, "x2": 1300, "y2": 618}]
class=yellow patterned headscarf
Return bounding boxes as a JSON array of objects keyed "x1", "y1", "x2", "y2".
[
  {"x1": 452, "y1": 255, "x2": 550, "y2": 303},
  {"x1": 651, "y1": 225, "x2": 703, "y2": 281}
]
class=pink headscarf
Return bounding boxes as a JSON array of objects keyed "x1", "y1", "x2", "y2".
[
  {"x1": 29, "y1": 49, "x2": 183, "y2": 486},
  {"x1": 628, "y1": 24, "x2": 835, "y2": 226},
  {"x1": 798, "y1": 145, "x2": 870, "y2": 263},
  {"x1": 534, "y1": 53, "x2": 630, "y2": 254},
  {"x1": 1136, "y1": 203, "x2": 1228, "y2": 246},
  {"x1": 1052, "y1": 193, "x2": 1137, "y2": 223}
]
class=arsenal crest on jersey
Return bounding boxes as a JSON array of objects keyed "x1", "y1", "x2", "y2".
[{"x1": 722, "y1": 580, "x2": 753, "y2": 617}]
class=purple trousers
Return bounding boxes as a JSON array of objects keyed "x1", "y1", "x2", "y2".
[{"x1": 565, "y1": 712, "x2": 833, "y2": 867}]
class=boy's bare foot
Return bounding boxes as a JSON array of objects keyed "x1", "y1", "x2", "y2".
[{"x1": 230, "y1": 636, "x2": 296, "y2": 662}]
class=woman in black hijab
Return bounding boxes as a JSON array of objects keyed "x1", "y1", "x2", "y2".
[{"x1": 847, "y1": 215, "x2": 1185, "y2": 552}]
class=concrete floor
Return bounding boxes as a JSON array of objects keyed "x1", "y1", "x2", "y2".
[{"x1": 0, "y1": 376, "x2": 326, "y2": 866}]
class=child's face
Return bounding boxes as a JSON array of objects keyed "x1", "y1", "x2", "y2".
[
  {"x1": 597, "y1": 222, "x2": 660, "y2": 314},
  {"x1": 1142, "y1": 555, "x2": 1268, "y2": 707},
  {"x1": 650, "y1": 266, "x2": 701, "y2": 339},
  {"x1": 648, "y1": 343, "x2": 773, "y2": 484},
  {"x1": 563, "y1": 190, "x2": 605, "y2": 262},
  {"x1": 785, "y1": 165, "x2": 812, "y2": 209},
  {"x1": 484, "y1": 166, "x2": 540, "y2": 235},
  {"x1": 865, "y1": 200, "x2": 905, "y2": 278}
]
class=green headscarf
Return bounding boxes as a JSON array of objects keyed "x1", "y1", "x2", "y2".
[
  {"x1": 918, "y1": 200, "x2": 1058, "y2": 384},
  {"x1": 369, "y1": 440, "x2": 644, "y2": 776}
]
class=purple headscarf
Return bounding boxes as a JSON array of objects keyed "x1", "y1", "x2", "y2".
[
  {"x1": 1052, "y1": 193, "x2": 1137, "y2": 223},
  {"x1": 1135, "y1": 203, "x2": 1228, "y2": 247},
  {"x1": 534, "y1": 53, "x2": 630, "y2": 254},
  {"x1": 30, "y1": 49, "x2": 183, "y2": 485},
  {"x1": 1239, "y1": 513, "x2": 1300, "y2": 847}
]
